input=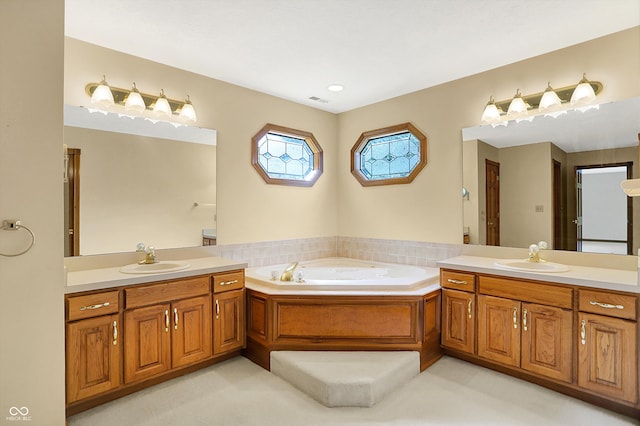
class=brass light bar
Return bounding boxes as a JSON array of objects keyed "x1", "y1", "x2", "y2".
[
  {"x1": 85, "y1": 83, "x2": 187, "y2": 114},
  {"x1": 492, "y1": 81, "x2": 603, "y2": 114}
]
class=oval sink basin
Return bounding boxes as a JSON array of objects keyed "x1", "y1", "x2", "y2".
[
  {"x1": 120, "y1": 261, "x2": 190, "y2": 274},
  {"x1": 494, "y1": 259, "x2": 569, "y2": 273}
]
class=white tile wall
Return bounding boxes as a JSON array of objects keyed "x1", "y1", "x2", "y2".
[{"x1": 210, "y1": 236, "x2": 461, "y2": 268}]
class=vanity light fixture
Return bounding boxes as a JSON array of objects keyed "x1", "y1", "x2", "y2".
[
  {"x1": 570, "y1": 73, "x2": 597, "y2": 106},
  {"x1": 153, "y1": 89, "x2": 172, "y2": 117},
  {"x1": 90, "y1": 75, "x2": 115, "y2": 107},
  {"x1": 178, "y1": 95, "x2": 197, "y2": 123},
  {"x1": 124, "y1": 82, "x2": 146, "y2": 113},
  {"x1": 85, "y1": 78, "x2": 198, "y2": 124},
  {"x1": 481, "y1": 74, "x2": 602, "y2": 125},
  {"x1": 538, "y1": 82, "x2": 562, "y2": 113},
  {"x1": 506, "y1": 89, "x2": 528, "y2": 119}
]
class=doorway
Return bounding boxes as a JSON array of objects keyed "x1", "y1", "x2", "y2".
[
  {"x1": 575, "y1": 162, "x2": 632, "y2": 255},
  {"x1": 64, "y1": 148, "x2": 80, "y2": 256},
  {"x1": 485, "y1": 159, "x2": 500, "y2": 246}
]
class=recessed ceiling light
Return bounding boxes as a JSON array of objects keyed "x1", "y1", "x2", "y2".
[{"x1": 327, "y1": 84, "x2": 344, "y2": 92}]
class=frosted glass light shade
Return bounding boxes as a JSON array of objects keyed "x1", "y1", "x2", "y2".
[
  {"x1": 538, "y1": 83, "x2": 561, "y2": 113},
  {"x1": 179, "y1": 96, "x2": 197, "y2": 123},
  {"x1": 570, "y1": 74, "x2": 596, "y2": 106},
  {"x1": 153, "y1": 89, "x2": 172, "y2": 117},
  {"x1": 125, "y1": 83, "x2": 146, "y2": 113},
  {"x1": 507, "y1": 90, "x2": 527, "y2": 118},
  {"x1": 91, "y1": 76, "x2": 114, "y2": 107},
  {"x1": 481, "y1": 97, "x2": 501, "y2": 124}
]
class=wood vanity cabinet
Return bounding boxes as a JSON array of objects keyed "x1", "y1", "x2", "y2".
[
  {"x1": 212, "y1": 270, "x2": 246, "y2": 354},
  {"x1": 65, "y1": 269, "x2": 245, "y2": 415},
  {"x1": 477, "y1": 276, "x2": 573, "y2": 382},
  {"x1": 123, "y1": 277, "x2": 212, "y2": 383},
  {"x1": 577, "y1": 289, "x2": 638, "y2": 404},
  {"x1": 65, "y1": 291, "x2": 121, "y2": 404},
  {"x1": 441, "y1": 269, "x2": 640, "y2": 417},
  {"x1": 441, "y1": 270, "x2": 475, "y2": 354}
]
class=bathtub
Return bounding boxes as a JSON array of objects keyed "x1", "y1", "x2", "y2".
[
  {"x1": 246, "y1": 257, "x2": 439, "y2": 292},
  {"x1": 244, "y1": 258, "x2": 443, "y2": 372}
]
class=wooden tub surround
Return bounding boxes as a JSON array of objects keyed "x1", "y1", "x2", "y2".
[
  {"x1": 440, "y1": 268, "x2": 639, "y2": 419},
  {"x1": 243, "y1": 289, "x2": 442, "y2": 372}
]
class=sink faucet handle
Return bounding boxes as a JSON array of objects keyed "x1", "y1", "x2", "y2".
[
  {"x1": 538, "y1": 241, "x2": 548, "y2": 250},
  {"x1": 136, "y1": 242, "x2": 146, "y2": 252}
]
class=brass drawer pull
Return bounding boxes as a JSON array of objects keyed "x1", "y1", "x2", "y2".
[
  {"x1": 164, "y1": 310, "x2": 170, "y2": 332},
  {"x1": 220, "y1": 279, "x2": 239, "y2": 286},
  {"x1": 523, "y1": 309, "x2": 528, "y2": 331},
  {"x1": 580, "y1": 319, "x2": 586, "y2": 345},
  {"x1": 589, "y1": 300, "x2": 624, "y2": 310},
  {"x1": 447, "y1": 279, "x2": 467, "y2": 285},
  {"x1": 513, "y1": 307, "x2": 518, "y2": 329},
  {"x1": 79, "y1": 302, "x2": 110, "y2": 311},
  {"x1": 467, "y1": 299, "x2": 472, "y2": 319},
  {"x1": 173, "y1": 308, "x2": 179, "y2": 330},
  {"x1": 112, "y1": 321, "x2": 118, "y2": 346},
  {"x1": 215, "y1": 299, "x2": 220, "y2": 319}
]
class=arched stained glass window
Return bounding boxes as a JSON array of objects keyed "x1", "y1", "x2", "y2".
[
  {"x1": 351, "y1": 123, "x2": 427, "y2": 186},
  {"x1": 252, "y1": 123, "x2": 323, "y2": 187}
]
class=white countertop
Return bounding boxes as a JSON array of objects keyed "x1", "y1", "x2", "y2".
[
  {"x1": 65, "y1": 256, "x2": 247, "y2": 294},
  {"x1": 438, "y1": 255, "x2": 639, "y2": 294}
]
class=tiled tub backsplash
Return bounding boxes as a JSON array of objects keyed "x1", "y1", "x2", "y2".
[{"x1": 208, "y1": 236, "x2": 461, "y2": 268}]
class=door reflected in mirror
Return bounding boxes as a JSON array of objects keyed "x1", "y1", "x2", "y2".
[{"x1": 462, "y1": 97, "x2": 640, "y2": 255}]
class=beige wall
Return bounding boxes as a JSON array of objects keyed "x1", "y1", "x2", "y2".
[
  {"x1": 64, "y1": 38, "x2": 338, "y2": 246},
  {"x1": 499, "y1": 143, "x2": 553, "y2": 248},
  {"x1": 64, "y1": 127, "x2": 217, "y2": 254},
  {"x1": 0, "y1": 0, "x2": 66, "y2": 424},
  {"x1": 337, "y1": 27, "x2": 640, "y2": 244}
]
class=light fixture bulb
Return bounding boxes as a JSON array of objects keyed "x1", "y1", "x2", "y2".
[
  {"x1": 153, "y1": 89, "x2": 172, "y2": 117},
  {"x1": 178, "y1": 95, "x2": 197, "y2": 123},
  {"x1": 570, "y1": 73, "x2": 596, "y2": 106},
  {"x1": 90, "y1": 75, "x2": 115, "y2": 107},
  {"x1": 481, "y1": 96, "x2": 501, "y2": 124},
  {"x1": 507, "y1": 89, "x2": 528, "y2": 118},
  {"x1": 538, "y1": 82, "x2": 562, "y2": 113},
  {"x1": 124, "y1": 82, "x2": 146, "y2": 113}
]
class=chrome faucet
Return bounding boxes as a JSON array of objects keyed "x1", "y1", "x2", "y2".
[
  {"x1": 527, "y1": 241, "x2": 548, "y2": 262},
  {"x1": 136, "y1": 243, "x2": 158, "y2": 264},
  {"x1": 280, "y1": 262, "x2": 299, "y2": 281}
]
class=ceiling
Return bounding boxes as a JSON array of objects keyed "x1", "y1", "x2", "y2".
[{"x1": 65, "y1": 0, "x2": 639, "y2": 114}]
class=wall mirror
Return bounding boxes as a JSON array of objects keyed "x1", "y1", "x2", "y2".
[
  {"x1": 462, "y1": 97, "x2": 640, "y2": 255},
  {"x1": 63, "y1": 105, "x2": 217, "y2": 256}
]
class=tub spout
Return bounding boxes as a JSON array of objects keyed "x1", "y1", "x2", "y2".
[{"x1": 280, "y1": 262, "x2": 299, "y2": 281}]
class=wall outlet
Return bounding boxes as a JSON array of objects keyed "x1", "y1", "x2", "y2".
[
  {"x1": 535, "y1": 205, "x2": 544, "y2": 213},
  {"x1": 2, "y1": 219, "x2": 21, "y2": 230}
]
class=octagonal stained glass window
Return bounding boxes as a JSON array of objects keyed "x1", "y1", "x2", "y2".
[
  {"x1": 351, "y1": 122, "x2": 427, "y2": 186},
  {"x1": 252, "y1": 123, "x2": 323, "y2": 186}
]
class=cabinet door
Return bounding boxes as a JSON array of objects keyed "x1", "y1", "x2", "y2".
[
  {"x1": 124, "y1": 304, "x2": 171, "y2": 383},
  {"x1": 441, "y1": 289, "x2": 475, "y2": 354},
  {"x1": 214, "y1": 289, "x2": 246, "y2": 354},
  {"x1": 578, "y1": 312, "x2": 637, "y2": 404},
  {"x1": 66, "y1": 314, "x2": 120, "y2": 403},
  {"x1": 521, "y1": 303, "x2": 572, "y2": 383},
  {"x1": 477, "y1": 295, "x2": 520, "y2": 367},
  {"x1": 172, "y1": 295, "x2": 213, "y2": 368}
]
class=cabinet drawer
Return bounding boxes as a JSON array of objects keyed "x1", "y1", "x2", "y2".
[
  {"x1": 213, "y1": 270, "x2": 245, "y2": 293},
  {"x1": 125, "y1": 276, "x2": 210, "y2": 309},
  {"x1": 441, "y1": 270, "x2": 475, "y2": 292},
  {"x1": 478, "y1": 276, "x2": 572, "y2": 309},
  {"x1": 579, "y1": 289, "x2": 637, "y2": 320},
  {"x1": 67, "y1": 290, "x2": 120, "y2": 321}
]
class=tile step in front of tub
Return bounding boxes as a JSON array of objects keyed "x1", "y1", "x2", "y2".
[{"x1": 270, "y1": 351, "x2": 420, "y2": 407}]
